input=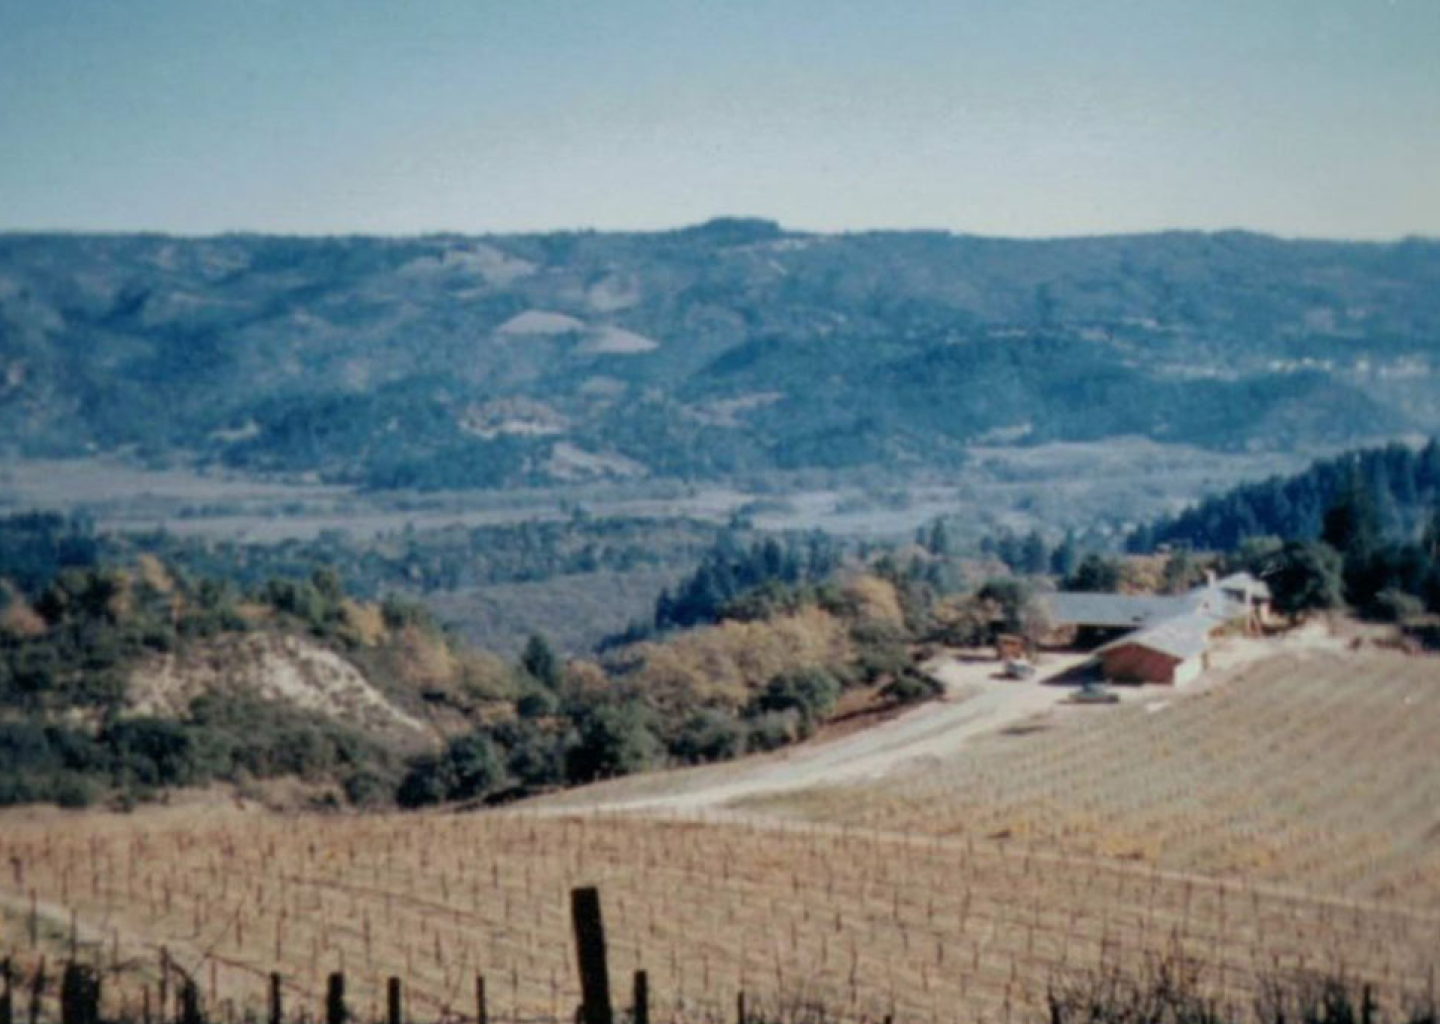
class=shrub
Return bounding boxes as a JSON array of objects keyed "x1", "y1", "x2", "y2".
[
  {"x1": 341, "y1": 768, "x2": 391, "y2": 807},
  {"x1": 444, "y1": 733, "x2": 505, "y2": 801},
  {"x1": 1370, "y1": 587, "x2": 1425, "y2": 623},
  {"x1": 751, "y1": 668, "x2": 841, "y2": 726},
  {"x1": 850, "y1": 621, "x2": 911, "y2": 682},
  {"x1": 881, "y1": 671, "x2": 943, "y2": 704},
  {"x1": 746, "y1": 710, "x2": 801, "y2": 752},
  {"x1": 53, "y1": 773, "x2": 99, "y2": 809},
  {"x1": 105, "y1": 718, "x2": 200, "y2": 787},
  {"x1": 670, "y1": 709, "x2": 746, "y2": 764},
  {"x1": 566, "y1": 703, "x2": 663, "y2": 783},
  {"x1": 1064, "y1": 555, "x2": 1123, "y2": 593},
  {"x1": 396, "y1": 755, "x2": 450, "y2": 808},
  {"x1": 492, "y1": 721, "x2": 568, "y2": 790},
  {"x1": 516, "y1": 687, "x2": 560, "y2": 719}
]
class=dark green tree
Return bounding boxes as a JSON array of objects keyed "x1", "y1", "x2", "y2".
[
  {"x1": 1019, "y1": 531, "x2": 1049, "y2": 575},
  {"x1": 1064, "y1": 554, "x2": 1122, "y2": 593},
  {"x1": 1050, "y1": 532, "x2": 1079, "y2": 579},
  {"x1": 1268, "y1": 541, "x2": 1344, "y2": 619},
  {"x1": 977, "y1": 578, "x2": 1031, "y2": 634},
  {"x1": 565, "y1": 704, "x2": 662, "y2": 783},
  {"x1": 520, "y1": 633, "x2": 562, "y2": 689}
]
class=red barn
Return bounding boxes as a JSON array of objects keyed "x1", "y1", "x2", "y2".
[{"x1": 1094, "y1": 614, "x2": 1217, "y2": 686}]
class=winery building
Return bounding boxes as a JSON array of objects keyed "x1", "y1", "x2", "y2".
[{"x1": 1037, "y1": 572, "x2": 1269, "y2": 686}]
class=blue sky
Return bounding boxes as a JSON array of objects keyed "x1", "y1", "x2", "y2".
[{"x1": 1, "y1": 0, "x2": 1436, "y2": 238}]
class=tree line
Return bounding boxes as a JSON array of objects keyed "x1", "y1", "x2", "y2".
[{"x1": 1130, "y1": 440, "x2": 1440, "y2": 622}]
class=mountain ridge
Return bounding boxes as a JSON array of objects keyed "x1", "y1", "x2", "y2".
[{"x1": 3, "y1": 224, "x2": 1437, "y2": 488}]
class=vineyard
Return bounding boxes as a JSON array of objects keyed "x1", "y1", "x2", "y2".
[
  {"x1": 735, "y1": 649, "x2": 1440, "y2": 906},
  {"x1": 2, "y1": 803, "x2": 1439, "y2": 1024},
  {"x1": 2, "y1": 647, "x2": 1439, "y2": 1023}
]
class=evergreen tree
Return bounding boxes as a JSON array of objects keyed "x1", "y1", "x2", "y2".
[
  {"x1": 1268, "y1": 541, "x2": 1344, "y2": 618},
  {"x1": 1322, "y1": 478, "x2": 1380, "y2": 560},
  {"x1": 1019, "y1": 531, "x2": 1048, "y2": 575},
  {"x1": 1064, "y1": 554, "x2": 1122, "y2": 593},
  {"x1": 1051, "y1": 532, "x2": 1079, "y2": 578},
  {"x1": 519, "y1": 634, "x2": 561, "y2": 689},
  {"x1": 927, "y1": 520, "x2": 952, "y2": 557}
]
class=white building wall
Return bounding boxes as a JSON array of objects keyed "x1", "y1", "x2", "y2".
[{"x1": 1171, "y1": 655, "x2": 1203, "y2": 687}]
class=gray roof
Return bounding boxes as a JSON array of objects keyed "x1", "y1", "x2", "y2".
[
  {"x1": 1096, "y1": 613, "x2": 1215, "y2": 661},
  {"x1": 1215, "y1": 572, "x2": 1272, "y2": 600},
  {"x1": 1040, "y1": 592, "x2": 1197, "y2": 629}
]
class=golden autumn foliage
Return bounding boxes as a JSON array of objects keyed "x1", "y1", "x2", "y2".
[
  {"x1": 135, "y1": 553, "x2": 175, "y2": 594},
  {"x1": 339, "y1": 599, "x2": 387, "y2": 646},
  {"x1": 615, "y1": 605, "x2": 852, "y2": 711},
  {"x1": 454, "y1": 648, "x2": 519, "y2": 703},
  {"x1": 392, "y1": 623, "x2": 459, "y2": 688},
  {"x1": 842, "y1": 574, "x2": 905, "y2": 626},
  {"x1": 0, "y1": 583, "x2": 46, "y2": 638}
]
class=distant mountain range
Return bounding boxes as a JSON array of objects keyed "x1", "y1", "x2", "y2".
[{"x1": 2, "y1": 221, "x2": 1437, "y2": 488}]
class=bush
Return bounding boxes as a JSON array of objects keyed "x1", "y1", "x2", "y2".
[
  {"x1": 491, "y1": 721, "x2": 568, "y2": 790},
  {"x1": 1064, "y1": 555, "x2": 1123, "y2": 593},
  {"x1": 516, "y1": 687, "x2": 559, "y2": 719},
  {"x1": 850, "y1": 621, "x2": 911, "y2": 682},
  {"x1": 53, "y1": 773, "x2": 99, "y2": 809},
  {"x1": 105, "y1": 718, "x2": 200, "y2": 787},
  {"x1": 445, "y1": 733, "x2": 505, "y2": 800},
  {"x1": 0, "y1": 774, "x2": 39, "y2": 807},
  {"x1": 670, "y1": 709, "x2": 746, "y2": 764},
  {"x1": 396, "y1": 755, "x2": 450, "y2": 808},
  {"x1": 395, "y1": 732, "x2": 507, "y2": 808},
  {"x1": 342, "y1": 768, "x2": 391, "y2": 807},
  {"x1": 1369, "y1": 587, "x2": 1425, "y2": 623},
  {"x1": 751, "y1": 668, "x2": 841, "y2": 726},
  {"x1": 745, "y1": 710, "x2": 801, "y2": 752},
  {"x1": 566, "y1": 703, "x2": 662, "y2": 783},
  {"x1": 881, "y1": 671, "x2": 943, "y2": 704}
]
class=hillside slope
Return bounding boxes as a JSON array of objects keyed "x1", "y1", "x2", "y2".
[{"x1": 3, "y1": 225, "x2": 1437, "y2": 487}]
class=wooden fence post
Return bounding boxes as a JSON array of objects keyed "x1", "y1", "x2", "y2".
[
  {"x1": 570, "y1": 887, "x2": 613, "y2": 1024},
  {"x1": 1, "y1": 958, "x2": 12, "y2": 1024},
  {"x1": 474, "y1": 975, "x2": 486, "y2": 1024},
  {"x1": 28, "y1": 957, "x2": 45, "y2": 1024},
  {"x1": 60, "y1": 965, "x2": 78, "y2": 1024},
  {"x1": 631, "y1": 972, "x2": 647, "y2": 1024},
  {"x1": 387, "y1": 978, "x2": 402, "y2": 1024},
  {"x1": 269, "y1": 973, "x2": 283, "y2": 1024},
  {"x1": 60, "y1": 964, "x2": 99, "y2": 1024},
  {"x1": 159, "y1": 949, "x2": 170, "y2": 1024},
  {"x1": 180, "y1": 978, "x2": 201, "y2": 1024},
  {"x1": 736, "y1": 990, "x2": 745, "y2": 1024},
  {"x1": 326, "y1": 972, "x2": 346, "y2": 1024}
]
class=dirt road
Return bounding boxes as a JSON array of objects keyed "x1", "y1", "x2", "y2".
[
  {"x1": 542, "y1": 624, "x2": 1347, "y2": 816},
  {"x1": 543, "y1": 650, "x2": 1095, "y2": 813}
]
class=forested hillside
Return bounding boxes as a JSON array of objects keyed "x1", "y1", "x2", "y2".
[
  {"x1": 1134, "y1": 440, "x2": 1440, "y2": 552},
  {"x1": 0, "y1": 511, "x2": 938, "y2": 809},
  {"x1": 3, "y1": 225, "x2": 1437, "y2": 488},
  {"x1": 1130, "y1": 440, "x2": 1440, "y2": 622}
]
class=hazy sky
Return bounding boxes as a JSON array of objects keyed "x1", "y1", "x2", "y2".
[{"x1": 2, "y1": 0, "x2": 1437, "y2": 239}]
